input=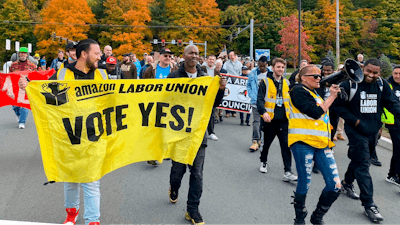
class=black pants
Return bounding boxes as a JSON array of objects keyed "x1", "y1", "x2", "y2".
[
  {"x1": 170, "y1": 146, "x2": 206, "y2": 212},
  {"x1": 207, "y1": 108, "x2": 215, "y2": 135},
  {"x1": 259, "y1": 119, "x2": 292, "y2": 172},
  {"x1": 344, "y1": 125, "x2": 378, "y2": 208},
  {"x1": 239, "y1": 112, "x2": 251, "y2": 122},
  {"x1": 388, "y1": 127, "x2": 400, "y2": 177}
]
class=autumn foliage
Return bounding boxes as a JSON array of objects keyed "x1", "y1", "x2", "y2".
[
  {"x1": 160, "y1": 0, "x2": 223, "y2": 55},
  {"x1": 34, "y1": 0, "x2": 96, "y2": 58},
  {"x1": 275, "y1": 14, "x2": 312, "y2": 68},
  {"x1": 100, "y1": 0, "x2": 152, "y2": 60}
]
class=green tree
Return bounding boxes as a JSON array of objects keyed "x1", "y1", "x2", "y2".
[
  {"x1": 0, "y1": 0, "x2": 33, "y2": 61},
  {"x1": 216, "y1": 0, "x2": 250, "y2": 11},
  {"x1": 374, "y1": 0, "x2": 400, "y2": 61},
  {"x1": 149, "y1": 0, "x2": 172, "y2": 40},
  {"x1": 380, "y1": 53, "x2": 392, "y2": 78}
]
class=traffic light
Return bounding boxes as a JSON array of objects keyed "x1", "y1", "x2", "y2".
[
  {"x1": 51, "y1": 32, "x2": 56, "y2": 41},
  {"x1": 161, "y1": 39, "x2": 165, "y2": 47},
  {"x1": 178, "y1": 40, "x2": 182, "y2": 46},
  {"x1": 232, "y1": 31, "x2": 237, "y2": 38},
  {"x1": 59, "y1": 37, "x2": 63, "y2": 43}
]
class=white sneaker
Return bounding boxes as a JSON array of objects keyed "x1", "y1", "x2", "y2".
[
  {"x1": 18, "y1": 123, "x2": 25, "y2": 129},
  {"x1": 208, "y1": 133, "x2": 218, "y2": 141},
  {"x1": 283, "y1": 171, "x2": 298, "y2": 182},
  {"x1": 259, "y1": 162, "x2": 268, "y2": 173}
]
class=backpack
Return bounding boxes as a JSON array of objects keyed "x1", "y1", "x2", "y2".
[{"x1": 348, "y1": 77, "x2": 384, "y2": 102}]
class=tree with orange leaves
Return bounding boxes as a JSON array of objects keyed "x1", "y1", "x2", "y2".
[
  {"x1": 275, "y1": 14, "x2": 312, "y2": 69},
  {"x1": 159, "y1": 0, "x2": 223, "y2": 56},
  {"x1": 100, "y1": 0, "x2": 152, "y2": 60},
  {"x1": 34, "y1": 0, "x2": 96, "y2": 59}
]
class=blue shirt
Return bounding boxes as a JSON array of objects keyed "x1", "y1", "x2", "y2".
[
  {"x1": 134, "y1": 61, "x2": 141, "y2": 76},
  {"x1": 155, "y1": 64, "x2": 170, "y2": 79}
]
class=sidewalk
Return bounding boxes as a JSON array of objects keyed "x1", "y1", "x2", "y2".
[{"x1": 378, "y1": 136, "x2": 393, "y2": 151}]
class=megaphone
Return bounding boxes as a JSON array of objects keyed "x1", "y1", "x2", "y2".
[{"x1": 320, "y1": 58, "x2": 364, "y2": 85}]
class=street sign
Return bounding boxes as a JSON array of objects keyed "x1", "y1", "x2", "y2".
[
  {"x1": 15, "y1": 41, "x2": 20, "y2": 52},
  {"x1": 189, "y1": 40, "x2": 193, "y2": 45},
  {"x1": 171, "y1": 39, "x2": 176, "y2": 45},
  {"x1": 28, "y1": 43, "x2": 32, "y2": 53},
  {"x1": 255, "y1": 49, "x2": 270, "y2": 61},
  {"x1": 6, "y1": 39, "x2": 10, "y2": 50},
  {"x1": 153, "y1": 39, "x2": 158, "y2": 44}
]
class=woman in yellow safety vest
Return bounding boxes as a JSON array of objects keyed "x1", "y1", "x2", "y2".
[{"x1": 288, "y1": 65, "x2": 341, "y2": 225}]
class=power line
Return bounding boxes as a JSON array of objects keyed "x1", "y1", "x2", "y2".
[{"x1": 1, "y1": 18, "x2": 400, "y2": 29}]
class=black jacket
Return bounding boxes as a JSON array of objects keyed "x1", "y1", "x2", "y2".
[
  {"x1": 335, "y1": 78, "x2": 400, "y2": 136},
  {"x1": 168, "y1": 63, "x2": 225, "y2": 147},
  {"x1": 385, "y1": 76, "x2": 400, "y2": 128}
]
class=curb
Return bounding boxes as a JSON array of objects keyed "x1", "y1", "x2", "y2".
[{"x1": 378, "y1": 136, "x2": 392, "y2": 151}]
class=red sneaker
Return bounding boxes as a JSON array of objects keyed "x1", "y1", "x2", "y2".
[
  {"x1": 88, "y1": 222, "x2": 100, "y2": 225},
  {"x1": 63, "y1": 208, "x2": 79, "y2": 225}
]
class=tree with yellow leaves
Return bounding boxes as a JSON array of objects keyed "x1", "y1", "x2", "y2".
[
  {"x1": 100, "y1": 0, "x2": 152, "y2": 59},
  {"x1": 34, "y1": 0, "x2": 96, "y2": 59},
  {"x1": 160, "y1": 0, "x2": 223, "y2": 56}
]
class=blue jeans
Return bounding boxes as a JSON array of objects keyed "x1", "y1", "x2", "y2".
[
  {"x1": 291, "y1": 143, "x2": 341, "y2": 194},
  {"x1": 12, "y1": 106, "x2": 29, "y2": 124},
  {"x1": 64, "y1": 181, "x2": 100, "y2": 225}
]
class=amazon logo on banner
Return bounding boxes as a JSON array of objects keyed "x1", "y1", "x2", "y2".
[{"x1": 0, "y1": 70, "x2": 55, "y2": 109}]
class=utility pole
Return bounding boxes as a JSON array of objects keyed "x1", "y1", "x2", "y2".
[
  {"x1": 234, "y1": 19, "x2": 254, "y2": 60},
  {"x1": 336, "y1": 0, "x2": 340, "y2": 67},
  {"x1": 250, "y1": 19, "x2": 254, "y2": 60},
  {"x1": 298, "y1": 0, "x2": 302, "y2": 67}
]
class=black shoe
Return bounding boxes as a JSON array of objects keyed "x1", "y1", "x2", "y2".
[
  {"x1": 341, "y1": 181, "x2": 360, "y2": 200},
  {"x1": 185, "y1": 210, "x2": 204, "y2": 225},
  {"x1": 364, "y1": 206, "x2": 384, "y2": 222},
  {"x1": 169, "y1": 187, "x2": 178, "y2": 203},
  {"x1": 312, "y1": 165, "x2": 319, "y2": 174},
  {"x1": 386, "y1": 175, "x2": 400, "y2": 186},
  {"x1": 246, "y1": 121, "x2": 250, "y2": 126},
  {"x1": 219, "y1": 116, "x2": 223, "y2": 122},
  {"x1": 371, "y1": 158, "x2": 382, "y2": 166},
  {"x1": 214, "y1": 119, "x2": 219, "y2": 124},
  {"x1": 240, "y1": 120, "x2": 244, "y2": 126}
]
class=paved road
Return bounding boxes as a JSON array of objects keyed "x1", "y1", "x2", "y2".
[{"x1": 0, "y1": 106, "x2": 399, "y2": 224}]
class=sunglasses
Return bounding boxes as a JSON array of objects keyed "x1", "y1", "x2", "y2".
[
  {"x1": 304, "y1": 74, "x2": 322, "y2": 79},
  {"x1": 162, "y1": 55, "x2": 172, "y2": 58}
]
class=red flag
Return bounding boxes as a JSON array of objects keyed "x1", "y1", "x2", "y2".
[{"x1": 0, "y1": 69, "x2": 55, "y2": 109}]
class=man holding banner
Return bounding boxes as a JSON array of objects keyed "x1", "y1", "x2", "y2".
[
  {"x1": 168, "y1": 45, "x2": 226, "y2": 225},
  {"x1": 19, "y1": 39, "x2": 105, "y2": 225},
  {"x1": 10, "y1": 46, "x2": 37, "y2": 129}
]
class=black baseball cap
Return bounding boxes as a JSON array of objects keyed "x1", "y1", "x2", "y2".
[
  {"x1": 66, "y1": 42, "x2": 77, "y2": 51},
  {"x1": 123, "y1": 53, "x2": 130, "y2": 57},
  {"x1": 160, "y1": 48, "x2": 174, "y2": 55}
]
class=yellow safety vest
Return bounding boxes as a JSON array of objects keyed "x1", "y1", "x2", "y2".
[
  {"x1": 288, "y1": 87, "x2": 335, "y2": 149},
  {"x1": 263, "y1": 77, "x2": 290, "y2": 119},
  {"x1": 381, "y1": 83, "x2": 395, "y2": 125},
  {"x1": 56, "y1": 68, "x2": 108, "y2": 80}
]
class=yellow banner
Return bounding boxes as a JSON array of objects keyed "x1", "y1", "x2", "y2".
[{"x1": 26, "y1": 77, "x2": 220, "y2": 183}]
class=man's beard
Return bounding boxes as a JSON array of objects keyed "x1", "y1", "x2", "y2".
[{"x1": 86, "y1": 58, "x2": 97, "y2": 71}]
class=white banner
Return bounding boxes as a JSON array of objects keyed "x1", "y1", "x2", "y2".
[{"x1": 217, "y1": 74, "x2": 251, "y2": 113}]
